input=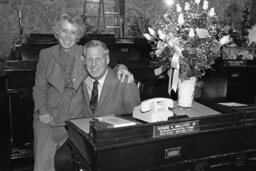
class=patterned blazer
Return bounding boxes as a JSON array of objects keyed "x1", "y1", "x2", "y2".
[{"x1": 33, "y1": 44, "x2": 87, "y2": 124}]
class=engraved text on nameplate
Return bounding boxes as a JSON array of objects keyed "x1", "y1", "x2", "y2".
[
  {"x1": 224, "y1": 61, "x2": 246, "y2": 67},
  {"x1": 153, "y1": 120, "x2": 199, "y2": 138}
]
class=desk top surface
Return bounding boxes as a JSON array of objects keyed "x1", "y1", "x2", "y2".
[
  {"x1": 173, "y1": 101, "x2": 220, "y2": 117},
  {"x1": 70, "y1": 102, "x2": 221, "y2": 134}
]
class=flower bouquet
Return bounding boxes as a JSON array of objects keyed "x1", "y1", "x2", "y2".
[{"x1": 144, "y1": 0, "x2": 231, "y2": 107}]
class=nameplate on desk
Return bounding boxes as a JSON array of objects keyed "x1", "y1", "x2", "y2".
[
  {"x1": 153, "y1": 120, "x2": 199, "y2": 138},
  {"x1": 224, "y1": 60, "x2": 246, "y2": 67}
]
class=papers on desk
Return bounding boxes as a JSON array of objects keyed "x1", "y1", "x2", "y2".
[
  {"x1": 95, "y1": 115, "x2": 136, "y2": 128},
  {"x1": 70, "y1": 118, "x2": 92, "y2": 134},
  {"x1": 70, "y1": 115, "x2": 137, "y2": 134},
  {"x1": 218, "y1": 102, "x2": 248, "y2": 107}
]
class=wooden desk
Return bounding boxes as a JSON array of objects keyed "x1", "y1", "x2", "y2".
[{"x1": 66, "y1": 103, "x2": 256, "y2": 170}]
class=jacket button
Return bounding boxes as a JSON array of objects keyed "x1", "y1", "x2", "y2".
[{"x1": 73, "y1": 78, "x2": 76, "y2": 82}]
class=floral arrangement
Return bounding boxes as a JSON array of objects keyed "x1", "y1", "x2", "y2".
[{"x1": 144, "y1": 0, "x2": 231, "y2": 81}]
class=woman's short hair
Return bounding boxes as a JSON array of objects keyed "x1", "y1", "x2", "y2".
[
  {"x1": 83, "y1": 40, "x2": 109, "y2": 57},
  {"x1": 53, "y1": 13, "x2": 86, "y2": 39}
]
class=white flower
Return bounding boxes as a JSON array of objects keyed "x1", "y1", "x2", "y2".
[
  {"x1": 178, "y1": 13, "x2": 185, "y2": 25},
  {"x1": 163, "y1": 13, "x2": 170, "y2": 22},
  {"x1": 195, "y1": 0, "x2": 200, "y2": 4},
  {"x1": 189, "y1": 28, "x2": 195, "y2": 38},
  {"x1": 166, "y1": 34, "x2": 183, "y2": 53},
  {"x1": 176, "y1": 4, "x2": 182, "y2": 13},
  {"x1": 143, "y1": 33, "x2": 152, "y2": 40},
  {"x1": 155, "y1": 41, "x2": 166, "y2": 57},
  {"x1": 195, "y1": 28, "x2": 210, "y2": 38},
  {"x1": 247, "y1": 24, "x2": 256, "y2": 46},
  {"x1": 203, "y1": 0, "x2": 208, "y2": 10},
  {"x1": 208, "y1": 8, "x2": 215, "y2": 17},
  {"x1": 185, "y1": 2, "x2": 190, "y2": 11},
  {"x1": 166, "y1": 33, "x2": 176, "y2": 47},
  {"x1": 219, "y1": 35, "x2": 232, "y2": 45},
  {"x1": 148, "y1": 27, "x2": 156, "y2": 36},
  {"x1": 158, "y1": 30, "x2": 166, "y2": 40}
]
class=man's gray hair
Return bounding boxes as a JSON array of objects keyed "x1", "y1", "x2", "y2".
[{"x1": 83, "y1": 40, "x2": 109, "y2": 57}]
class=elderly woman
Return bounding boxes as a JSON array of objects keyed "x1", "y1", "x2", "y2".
[{"x1": 33, "y1": 13, "x2": 133, "y2": 171}]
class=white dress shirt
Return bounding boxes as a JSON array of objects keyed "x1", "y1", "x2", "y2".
[{"x1": 85, "y1": 69, "x2": 108, "y2": 101}]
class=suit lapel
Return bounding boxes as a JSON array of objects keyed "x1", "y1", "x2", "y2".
[
  {"x1": 72, "y1": 46, "x2": 87, "y2": 90},
  {"x1": 47, "y1": 45, "x2": 65, "y2": 94},
  {"x1": 96, "y1": 68, "x2": 116, "y2": 112},
  {"x1": 51, "y1": 45, "x2": 64, "y2": 69}
]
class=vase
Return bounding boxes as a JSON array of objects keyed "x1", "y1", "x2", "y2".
[{"x1": 177, "y1": 76, "x2": 197, "y2": 109}]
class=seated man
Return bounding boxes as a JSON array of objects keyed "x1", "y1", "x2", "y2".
[
  {"x1": 82, "y1": 40, "x2": 141, "y2": 116},
  {"x1": 55, "y1": 40, "x2": 141, "y2": 171}
]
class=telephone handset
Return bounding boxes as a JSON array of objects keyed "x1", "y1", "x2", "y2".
[
  {"x1": 133, "y1": 98, "x2": 174, "y2": 123},
  {"x1": 140, "y1": 98, "x2": 174, "y2": 113}
]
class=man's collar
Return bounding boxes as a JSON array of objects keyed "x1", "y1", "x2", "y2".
[{"x1": 95, "y1": 69, "x2": 108, "y2": 86}]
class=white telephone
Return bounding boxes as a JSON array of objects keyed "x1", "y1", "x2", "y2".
[{"x1": 133, "y1": 98, "x2": 174, "y2": 123}]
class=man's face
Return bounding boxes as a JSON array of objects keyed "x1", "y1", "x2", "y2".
[
  {"x1": 57, "y1": 20, "x2": 79, "y2": 50},
  {"x1": 85, "y1": 46, "x2": 109, "y2": 80}
]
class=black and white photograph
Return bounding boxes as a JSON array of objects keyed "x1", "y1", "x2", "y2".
[{"x1": 1, "y1": 0, "x2": 256, "y2": 170}]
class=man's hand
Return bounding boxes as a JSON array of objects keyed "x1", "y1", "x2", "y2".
[
  {"x1": 38, "y1": 108, "x2": 54, "y2": 125},
  {"x1": 117, "y1": 64, "x2": 134, "y2": 83}
]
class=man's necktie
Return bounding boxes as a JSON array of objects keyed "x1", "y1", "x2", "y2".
[{"x1": 89, "y1": 80, "x2": 99, "y2": 113}]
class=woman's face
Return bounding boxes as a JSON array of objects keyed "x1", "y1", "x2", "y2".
[{"x1": 57, "y1": 20, "x2": 79, "y2": 50}]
